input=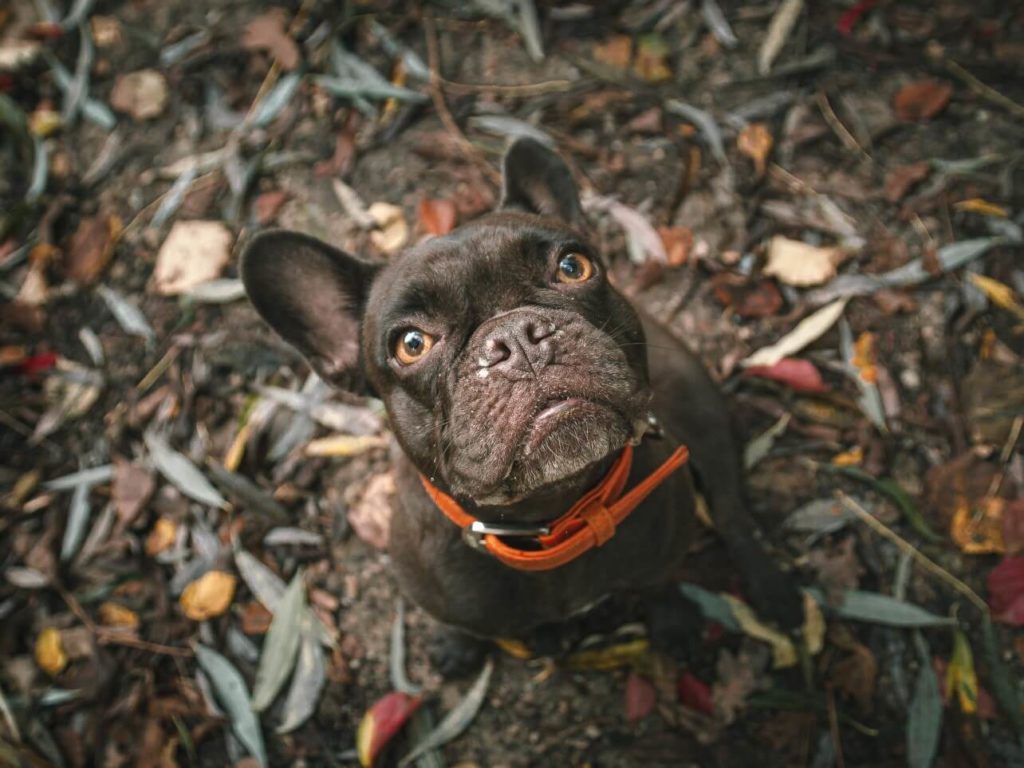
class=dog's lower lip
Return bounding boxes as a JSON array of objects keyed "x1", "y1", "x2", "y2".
[
  {"x1": 535, "y1": 398, "x2": 586, "y2": 423},
  {"x1": 524, "y1": 398, "x2": 594, "y2": 453}
]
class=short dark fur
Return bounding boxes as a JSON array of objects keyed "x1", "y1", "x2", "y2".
[{"x1": 242, "y1": 139, "x2": 803, "y2": 675}]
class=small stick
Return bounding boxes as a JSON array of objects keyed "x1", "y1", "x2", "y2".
[
  {"x1": 946, "y1": 59, "x2": 1024, "y2": 121},
  {"x1": 440, "y1": 77, "x2": 575, "y2": 97},
  {"x1": 838, "y1": 492, "x2": 989, "y2": 613},
  {"x1": 816, "y1": 90, "x2": 872, "y2": 165},
  {"x1": 985, "y1": 414, "x2": 1024, "y2": 499}
]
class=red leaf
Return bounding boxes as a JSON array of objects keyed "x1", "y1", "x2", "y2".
[
  {"x1": 677, "y1": 671, "x2": 714, "y2": 715},
  {"x1": 744, "y1": 358, "x2": 830, "y2": 393},
  {"x1": 624, "y1": 672, "x2": 657, "y2": 722},
  {"x1": 357, "y1": 692, "x2": 422, "y2": 767},
  {"x1": 836, "y1": 0, "x2": 877, "y2": 37},
  {"x1": 893, "y1": 80, "x2": 953, "y2": 122},
  {"x1": 17, "y1": 352, "x2": 58, "y2": 376},
  {"x1": 987, "y1": 557, "x2": 1024, "y2": 625},
  {"x1": 418, "y1": 198, "x2": 458, "y2": 237}
]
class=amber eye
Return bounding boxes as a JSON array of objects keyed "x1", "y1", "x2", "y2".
[
  {"x1": 556, "y1": 253, "x2": 595, "y2": 284},
  {"x1": 394, "y1": 329, "x2": 434, "y2": 365}
]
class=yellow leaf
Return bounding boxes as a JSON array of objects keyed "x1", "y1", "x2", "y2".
[
  {"x1": 832, "y1": 446, "x2": 864, "y2": 467},
  {"x1": 567, "y1": 638, "x2": 651, "y2": 671},
  {"x1": 145, "y1": 516, "x2": 178, "y2": 556},
  {"x1": 35, "y1": 627, "x2": 68, "y2": 675},
  {"x1": 223, "y1": 420, "x2": 253, "y2": 472},
  {"x1": 737, "y1": 123, "x2": 773, "y2": 176},
  {"x1": 945, "y1": 629, "x2": 978, "y2": 715},
  {"x1": 180, "y1": 570, "x2": 237, "y2": 621},
  {"x1": 953, "y1": 198, "x2": 1008, "y2": 217},
  {"x1": 99, "y1": 602, "x2": 140, "y2": 629},
  {"x1": 633, "y1": 35, "x2": 672, "y2": 82},
  {"x1": 852, "y1": 331, "x2": 878, "y2": 384},
  {"x1": 495, "y1": 638, "x2": 534, "y2": 659},
  {"x1": 968, "y1": 273, "x2": 1024, "y2": 322},
  {"x1": 724, "y1": 591, "x2": 824, "y2": 669},
  {"x1": 305, "y1": 434, "x2": 388, "y2": 457},
  {"x1": 950, "y1": 496, "x2": 1005, "y2": 554},
  {"x1": 29, "y1": 108, "x2": 61, "y2": 137}
]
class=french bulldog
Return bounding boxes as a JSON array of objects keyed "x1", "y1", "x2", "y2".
[{"x1": 241, "y1": 138, "x2": 804, "y2": 676}]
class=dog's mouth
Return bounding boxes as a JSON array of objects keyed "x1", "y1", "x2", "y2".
[{"x1": 522, "y1": 397, "x2": 606, "y2": 455}]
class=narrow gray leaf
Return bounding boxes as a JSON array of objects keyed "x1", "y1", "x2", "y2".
[
  {"x1": 151, "y1": 165, "x2": 198, "y2": 228},
  {"x1": 234, "y1": 549, "x2": 286, "y2": 613},
  {"x1": 758, "y1": 0, "x2": 803, "y2": 75},
  {"x1": 27, "y1": 135, "x2": 48, "y2": 202},
  {"x1": 186, "y1": 279, "x2": 247, "y2": 304},
  {"x1": 78, "y1": 328, "x2": 104, "y2": 366},
  {"x1": 390, "y1": 598, "x2": 421, "y2": 696},
  {"x1": 399, "y1": 658, "x2": 493, "y2": 767},
  {"x1": 144, "y1": 431, "x2": 226, "y2": 507},
  {"x1": 160, "y1": 30, "x2": 210, "y2": 66},
  {"x1": 276, "y1": 614, "x2": 326, "y2": 733},
  {"x1": 60, "y1": 482, "x2": 92, "y2": 561},
  {"x1": 907, "y1": 632, "x2": 942, "y2": 768},
  {"x1": 701, "y1": 0, "x2": 738, "y2": 47},
  {"x1": 664, "y1": 100, "x2": 726, "y2": 164},
  {"x1": 263, "y1": 527, "x2": 323, "y2": 547},
  {"x1": 370, "y1": 20, "x2": 430, "y2": 80},
  {"x1": 252, "y1": 73, "x2": 303, "y2": 128},
  {"x1": 252, "y1": 570, "x2": 306, "y2": 711},
  {"x1": 97, "y1": 286, "x2": 155, "y2": 341},
  {"x1": 981, "y1": 616, "x2": 1024, "y2": 740},
  {"x1": 679, "y1": 583, "x2": 741, "y2": 632},
  {"x1": 783, "y1": 497, "x2": 856, "y2": 535},
  {"x1": 256, "y1": 385, "x2": 383, "y2": 435},
  {"x1": 809, "y1": 589, "x2": 955, "y2": 627},
  {"x1": 468, "y1": 115, "x2": 554, "y2": 146},
  {"x1": 61, "y1": 25, "x2": 93, "y2": 123},
  {"x1": 43, "y1": 464, "x2": 113, "y2": 492},
  {"x1": 207, "y1": 466, "x2": 289, "y2": 522},
  {"x1": 195, "y1": 644, "x2": 267, "y2": 767},
  {"x1": 744, "y1": 413, "x2": 790, "y2": 470},
  {"x1": 5, "y1": 566, "x2": 50, "y2": 589},
  {"x1": 313, "y1": 74, "x2": 427, "y2": 103}
]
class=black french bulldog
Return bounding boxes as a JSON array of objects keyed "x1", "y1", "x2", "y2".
[{"x1": 241, "y1": 138, "x2": 804, "y2": 676}]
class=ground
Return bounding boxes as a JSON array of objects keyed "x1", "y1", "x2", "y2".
[{"x1": 1, "y1": 1, "x2": 1023, "y2": 767}]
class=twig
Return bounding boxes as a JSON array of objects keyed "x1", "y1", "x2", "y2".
[
  {"x1": 422, "y1": 14, "x2": 501, "y2": 186},
  {"x1": 985, "y1": 414, "x2": 1024, "y2": 498},
  {"x1": 244, "y1": 0, "x2": 317, "y2": 121},
  {"x1": 816, "y1": 90, "x2": 872, "y2": 165},
  {"x1": 945, "y1": 59, "x2": 1024, "y2": 121},
  {"x1": 838, "y1": 493, "x2": 989, "y2": 613},
  {"x1": 439, "y1": 77, "x2": 575, "y2": 97}
]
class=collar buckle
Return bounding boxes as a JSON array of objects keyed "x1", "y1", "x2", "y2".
[{"x1": 469, "y1": 521, "x2": 551, "y2": 538}]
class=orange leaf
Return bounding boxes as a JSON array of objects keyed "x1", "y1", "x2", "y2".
[
  {"x1": 593, "y1": 35, "x2": 632, "y2": 69},
  {"x1": 851, "y1": 331, "x2": 878, "y2": 384},
  {"x1": 145, "y1": 516, "x2": 178, "y2": 556},
  {"x1": 35, "y1": 627, "x2": 67, "y2": 675},
  {"x1": 633, "y1": 35, "x2": 671, "y2": 82},
  {"x1": 417, "y1": 198, "x2": 458, "y2": 237},
  {"x1": 950, "y1": 497, "x2": 1005, "y2": 554},
  {"x1": 893, "y1": 79, "x2": 953, "y2": 121},
  {"x1": 180, "y1": 570, "x2": 237, "y2": 621},
  {"x1": 737, "y1": 123, "x2": 773, "y2": 176},
  {"x1": 99, "y1": 602, "x2": 140, "y2": 629},
  {"x1": 657, "y1": 227, "x2": 693, "y2": 267}
]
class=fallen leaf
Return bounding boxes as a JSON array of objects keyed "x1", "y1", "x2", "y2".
[
  {"x1": 98, "y1": 602, "x2": 139, "y2": 629},
  {"x1": 658, "y1": 227, "x2": 693, "y2": 267},
  {"x1": 153, "y1": 220, "x2": 234, "y2": 295},
  {"x1": 90, "y1": 15, "x2": 122, "y2": 47},
  {"x1": 908, "y1": 633, "x2": 942, "y2": 768},
  {"x1": 35, "y1": 627, "x2": 67, "y2": 675},
  {"x1": 112, "y1": 460, "x2": 155, "y2": 529},
  {"x1": 348, "y1": 472, "x2": 395, "y2": 550},
  {"x1": 851, "y1": 331, "x2": 878, "y2": 384},
  {"x1": 811, "y1": 589, "x2": 955, "y2": 627},
  {"x1": 242, "y1": 9, "x2": 300, "y2": 70},
  {"x1": 625, "y1": 672, "x2": 657, "y2": 722},
  {"x1": 737, "y1": 123, "x2": 773, "y2": 176},
  {"x1": 593, "y1": 35, "x2": 632, "y2": 69},
  {"x1": 240, "y1": 602, "x2": 273, "y2": 635},
  {"x1": 145, "y1": 516, "x2": 178, "y2": 556},
  {"x1": 254, "y1": 190, "x2": 289, "y2": 225},
  {"x1": 945, "y1": 629, "x2": 978, "y2": 715},
  {"x1": 744, "y1": 413, "x2": 791, "y2": 470},
  {"x1": 954, "y1": 198, "x2": 1008, "y2": 218},
  {"x1": 64, "y1": 214, "x2": 122, "y2": 285},
  {"x1": 758, "y1": 0, "x2": 803, "y2": 74},
  {"x1": 195, "y1": 645, "x2": 267, "y2": 767},
  {"x1": 764, "y1": 235, "x2": 843, "y2": 287},
  {"x1": 252, "y1": 571, "x2": 305, "y2": 711},
  {"x1": 808, "y1": 537, "x2": 863, "y2": 604},
  {"x1": 831, "y1": 642, "x2": 877, "y2": 711},
  {"x1": 633, "y1": 34, "x2": 671, "y2": 81},
  {"x1": 145, "y1": 432, "x2": 226, "y2": 507},
  {"x1": 29, "y1": 106, "x2": 60, "y2": 136},
  {"x1": 711, "y1": 273, "x2": 784, "y2": 318},
  {"x1": 180, "y1": 570, "x2": 237, "y2": 621},
  {"x1": 951, "y1": 496, "x2": 1005, "y2": 554},
  {"x1": 677, "y1": 671, "x2": 714, "y2": 715},
  {"x1": 368, "y1": 202, "x2": 409, "y2": 254},
  {"x1": 893, "y1": 79, "x2": 953, "y2": 122},
  {"x1": 742, "y1": 298, "x2": 848, "y2": 368},
  {"x1": 567, "y1": 638, "x2": 651, "y2": 670},
  {"x1": 276, "y1": 616, "x2": 326, "y2": 733},
  {"x1": 712, "y1": 649, "x2": 758, "y2": 724},
  {"x1": 987, "y1": 557, "x2": 1024, "y2": 625},
  {"x1": 417, "y1": 198, "x2": 457, "y2": 237},
  {"x1": 744, "y1": 358, "x2": 829, "y2": 393},
  {"x1": 1002, "y1": 500, "x2": 1024, "y2": 556},
  {"x1": 968, "y1": 273, "x2": 1024, "y2": 322},
  {"x1": 723, "y1": 592, "x2": 824, "y2": 668},
  {"x1": 305, "y1": 434, "x2": 388, "y2": 457},
  {"x1": 358, "y1": 692, "x2": 422, "y2": 767},
  {"x1": 110, "y1": 69, "x2": 168, "y2": 120},
  {"x1": 884, "y1": 161, "x2": 931, "y2": 202}
]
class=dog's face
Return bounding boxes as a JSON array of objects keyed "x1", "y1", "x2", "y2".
[{"x1": 243, "y1": 139, "x2": 651, "y2": 506}]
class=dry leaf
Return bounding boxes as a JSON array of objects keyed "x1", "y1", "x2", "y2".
[
  {"x1": 241, "y1": 602, "x2": 273, "y2": 635},
  {"x1": 146, "y1": 516, "x2": 178, "y2": 556},
  {"x1": 153, "y1": 220, "x2": 234, "y2": 295},
  {"x1": 180, "y1": 570, "x2": 237, "y2": 620},
  {"x1": 968, "y1": 274, "x2": 1024, "y2": 321},
  {"x1": 254, "y1": 190, "x2": 289, "y2": 225},
  {"x1": 808, "y1": 537, "x2": 864, "y2": 604},
  {"x1": 893, "y1": 79, "x2": 953, "y2": 122},
  {"x1": 90, "y1": 15, "x2": 122, "y2": 47},
  {"x1": 110, "y1": 69, "x2": 169, "y2": 120},
  {"x1": 831, "y1": 643, "x2": 877, "y2": 712},
  {"x1": 64, "y1": 214, "x2": 123, "y2": 285},
  {"x1": 368, "y1": 202, "x2": 408, "y2": 254},
  {"x1": 987, "y1": 557, "x2": 1024, "y2": 625},
  {"x1": 884, "y1": 161, "x2": 931, "y2": 202},
  {"x1": 36, "y1": 627, "x2": 67, "y2": 675},
  {"x1": 831, "y1": 446, "x2": 864, "y2": 466},
  {"x1": 305, "y1": 434, "x2": 388, "y2": 458},
  {"x1": 712, "y1": 273, "x2": 784, "y2": 318},
  {"x1": 242, "y1": 9, "x2": 300, "y2": 71},
  {"x1": 954, "y1": 198, "x2": 1008, "y2": 218},
  {"x1": 658, "y1": 227, "x2": 693, "y2": 267},
  {"x1": 763, "y1": 236, "x2": 843, "y2": 287},
  {"x1": 712, "y1": 650, "x2": 758, "y2": 724},
  {"x1": 851, "y1": 331, "x2": 878, "y2": 383},
  {"x1": 113, "y1": 460, "x2": 155, "y2": 529},
  {"x1": 951, "y1": 496, "x2": 1005, "y2": 554},
  {"x1": 737, "y1": 123, "x2": 773, "y2": 176},
  {"x1": 625, "y1": 672, "x2": 657, "y2": 722},
  {"x1": 99, "y1": 602, "x2": 140, "y2": 628},
  {"x1": 633, "y1": 35, "x2": 671, "y2": 82},
  {"x1": 742, "y1": 298, "x2": 848, "y2": 368},
  {"x1": 593, "y1": 35, "x2": 632, "y2": 69},
  {"x1": 945, "y1": 630, "x2": 978, "y2": 714},
  {"x1": 417, "y1": 198, "x2": 457, "y2": 237},
  {"x1": 348, "y1": 472, "x2": 395, "y2": 550}
]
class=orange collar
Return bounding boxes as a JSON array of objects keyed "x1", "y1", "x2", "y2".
[{"x1": 418, "y1": 443, "x2": 690, "y2": 572}]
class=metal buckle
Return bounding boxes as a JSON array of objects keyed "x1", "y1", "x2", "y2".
[{"x1": 469, "y1": 521, "x2": 551, "y2": 538}]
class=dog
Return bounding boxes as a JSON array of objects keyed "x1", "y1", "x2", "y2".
[{"x1": 241, "y1": 138, "x2": 804, "y2": 676}]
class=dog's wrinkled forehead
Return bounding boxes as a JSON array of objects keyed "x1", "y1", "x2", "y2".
[{"x1": 366, "y1": 212, "x2": 587, "y2": 338}]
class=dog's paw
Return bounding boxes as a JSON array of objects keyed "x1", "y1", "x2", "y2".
[
  {"x1": 644, "y1": 587, "x2": 704, "y2": 660},
  {"x1": 742, "y1": 556, "x2": 805, "y2": 633},
  {"x1": 428, "y1": 626, "x2": 491, "y2": 679}
]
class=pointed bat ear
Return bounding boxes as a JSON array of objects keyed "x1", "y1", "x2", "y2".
[
  {"x1": 499, "y1": 137, "x2": 584, "y2": 226},
  {"x1": 240, "y1": 230, "x2": 380, "y2": 394}
]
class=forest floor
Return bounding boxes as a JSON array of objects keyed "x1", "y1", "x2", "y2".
[{"x1": 1, "y1": 1, "x2": 1023, "y2": 766}]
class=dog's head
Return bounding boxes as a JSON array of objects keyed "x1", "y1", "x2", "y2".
[{"x1": 242, "y1": 139, "x2": 652, "y2": 506}]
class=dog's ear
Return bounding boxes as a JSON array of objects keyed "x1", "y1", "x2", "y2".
[
  {"x1": 500, "y1": 137, "x2": 584, "y2": 226},
  {"x1": 241, "y1": 230, "x2": 379, "y2": 394}
]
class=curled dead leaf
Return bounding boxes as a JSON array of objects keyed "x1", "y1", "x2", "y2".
[
  {"x1": 737, "y1": 123, "x2": 773, "y2": 176},
  {"x1": 951, "y1": 496, "x2": 1005, "y2": 555},
  {"x1": 99, "y1": 602, "x2": 140, "y2": 629},
  {"x1": 145, "y1": 516, "x2": 178, "y2": 556},
  {"x1": 64, "y1": 214, "x2": 123, "y2": 285},
  {"x1": 368, "y1": 202, "x2": 408, "y2": 254},
  {"x1": 658, "y1": 227, "x2": 694, "y2": 267},
  {"x1": 36, "y1": 627, "x2": 67, "y2": 675},
  {"x1": 153, "y1": 220, "x2": 234, "y2": 295},
  {"x1": 180, "y1": 570, "x2": 237, "y2": 621}
]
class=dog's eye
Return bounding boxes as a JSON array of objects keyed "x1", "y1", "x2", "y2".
[
  {"x1": 394, "y1": 328, "x2": 434, "y2": 365},
  {"x1": 556, "y1": 253, "x2": 595, "y2": 284}
]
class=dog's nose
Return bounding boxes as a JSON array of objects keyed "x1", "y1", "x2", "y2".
[{"x1": 478, "y1": 315, "x2": 556, "y2": 377}]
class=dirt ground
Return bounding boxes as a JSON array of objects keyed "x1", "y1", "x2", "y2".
[{"x1": 2, "y1": 1, "x2": 1024, "y2": 767}]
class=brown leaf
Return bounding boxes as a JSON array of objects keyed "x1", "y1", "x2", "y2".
[
  {"x1": 712, "y1": 649, "x2": 758, "y2": 725},
  {"x1": 254, "y1": 190, "x2": 289, "y2": 226},
  {"x1": 950, "y1": 496, "x2": 1005, "y2": 554},
  {"x1": 98, "y1": 602, "x2": 139, "y2": 629},
  {"x1": 831, "y1": 643, "x2": 877, "y2": 712},
  {"x1": 242, "y1": 9, "x2": 300, "y2": 70},
  {"x1": 807, "y1": 536, "x2": 863, "y2": 604},
  {"x1": 347, "y1": 472, "x2": 395, "y2": 550},
  {"x1": 737, "y1": 123, "x2": 773, "y2": 176},
  {"x1": 145, "y1": 516, "x2": 178, "y2": 556},
  {"x1": 179, "y1": 570, "x2": 236, "y2": 621},
  {"x1": 884, "y1": 161, "x2": 931, "y2": 202},
  {"x1": 1003, "y1": 499, "x2": 1024, "y2": 556},
  {"x1": 64, "y1": 215, "x2": 122, "y2": 285},
  {"x1": 110, "y1": 69, "x2": 168, "y2": 120},
  {"x1": 112, "y1": 460, "x2": 155, "y2": 530},
  {"x1": 314, "y1": 127, "x2": 358, "y2": 178},
  {"x1": 593, "y1": 35, "x2": 632, "y2": 70},
  {"x1": 657, "y1": 227, "x2": 693, "y2": 267},
  {"x1": 240, "y1": 601, "x2": 273, "y2": 635},
  {"x1": 417, "y1": 198, "x2": 458, "y2": 237},
  {"x1": 626, "y1": 107, "x2": 663, "y2": 134},
  {"x1": 711, "y1": 272, "x2": 784, "y2": 318},
  {"x1": 893, "y1": 79, "x2": 953, "y2": 122}
]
